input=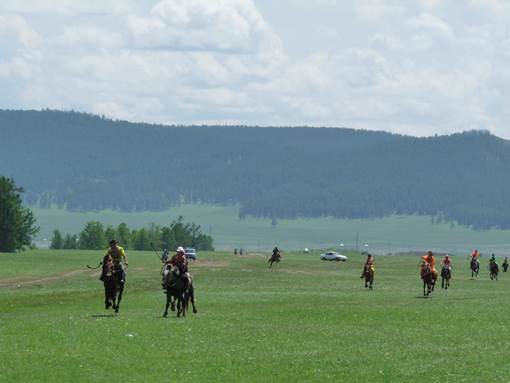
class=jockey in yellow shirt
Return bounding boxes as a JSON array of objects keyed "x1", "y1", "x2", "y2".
[
  {"x1": 360, "y1": 253, "x2": 375, "y2": 278},
  {"x1": 106, "y1": 239, "x2": 128, "y2": 284}
]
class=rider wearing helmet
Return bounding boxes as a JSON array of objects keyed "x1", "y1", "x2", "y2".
[
  {"x1": 489, "y1": 253, "x2": 497, "y2": 264},
  {"x1": 169, "y1": 246, "x2": 191, "y2": 289},
  {"x1": 105, "y1": 239, "x2": 128, "y2": 284}
]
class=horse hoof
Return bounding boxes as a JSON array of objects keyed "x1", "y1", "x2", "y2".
[
  {"x1": 193, "y1": 308, "x2": 197, "y2": 313},
  {"x1": 163, "y1": 313, "x2": 168, "y2": 318}
]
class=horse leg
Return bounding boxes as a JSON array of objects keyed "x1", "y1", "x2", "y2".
[
  {"x1": 170, "y1": 296, "x2": 176, "y2": 311},
  {"x1": 114, "y1": 285, "x2": 123, "y2": 313},
  {"x1": 163, "y1": 292, "x2": 170, "y2": 317},
  {"x1": 189, "y1": 287, "x2": 197, "y2": 313},
  {"x1": 104, "y1": 283, "x2": 111, "y2": 309}
]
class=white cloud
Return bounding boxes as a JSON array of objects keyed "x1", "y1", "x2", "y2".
[
  {"x1": 127, "y1": 0, "x2": 278, "y2": 54},
  {"x1": 1, "y1": 1, "x2": 510, "y2": 138}
]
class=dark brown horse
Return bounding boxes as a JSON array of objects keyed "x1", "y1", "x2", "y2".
[
  {"x1": 440, "y1": 266, "x2": 451, "y2": 290},
  {"x1": 362, "y1": 265, "x2": 374, "y2": 289},
  {"x1": 470, "y1": 258, "x2": 479, "y2": 278},
  {"x1": 489, "y1": 261, "x2": 499, "y2": 281},
  {"x1": 421, "y1": 264, "x2": 435, "y2": 297},
  {"x1": 503, "y1": 259, "x2": 509, "y2": 272},
  {"x1": 162, "y1": 265, "x2": 197, "y2": 318},
  {"x1": 268, "y1": 252, "x2": 281, "y2": 268},
  {"x1": 100, "y1": 258, "x2": 124, "y2": 313}
]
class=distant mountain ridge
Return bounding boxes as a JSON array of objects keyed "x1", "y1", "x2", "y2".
[{"x1": 1, "y1": 109, "x2": 510, "y2": 229}]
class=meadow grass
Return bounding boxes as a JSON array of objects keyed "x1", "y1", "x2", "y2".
[
  {"x1": 1, "y1": 249, "x2": 509, "y2": 382},
  {"x1": 32, "y1": 205, "x2": 510, "y2": 254}
]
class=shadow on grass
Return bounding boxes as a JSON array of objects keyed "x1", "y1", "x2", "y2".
[{"x1": 416, "y1": 295, "x2": 434, "y2": 299}]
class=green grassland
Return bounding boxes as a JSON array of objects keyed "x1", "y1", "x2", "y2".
[
  {"x1": 33, "y1": 205, "x2": 510, "y2": 254},
  {"x1": 1, "y1": 250, "x2": 509, "y2": 382}
]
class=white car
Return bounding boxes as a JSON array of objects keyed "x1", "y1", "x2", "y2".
[{"x1": 320, "y1": 252, "x2": 348, "y2": 261}]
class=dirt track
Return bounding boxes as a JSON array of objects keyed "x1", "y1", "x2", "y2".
[{"x1": 0, "y1": 269, "x2": 98, "y2": 288}]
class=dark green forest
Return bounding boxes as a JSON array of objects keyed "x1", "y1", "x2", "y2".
[{"x1": 1, "y1": 109, "x2": 510, "y2": 229}]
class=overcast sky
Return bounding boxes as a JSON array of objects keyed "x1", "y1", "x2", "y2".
[{"x1": 1, "y1": 0, "x2": 510, "y2": 137}]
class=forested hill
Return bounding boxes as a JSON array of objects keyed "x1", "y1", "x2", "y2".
[{"x1": 2, "y1": 109, "x2": 510, "y2": 229}]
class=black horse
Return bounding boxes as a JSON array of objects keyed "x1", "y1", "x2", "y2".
[
  {"x1": 100, "y1": 260, "x2": 124, "y2": 314},
  {"x1": 470, "y1": 258, "x2": 480, "y2": 279},
  {"x1": 162, "y1": 265, "x2": 197, "y2": 318},
  {"x1": 503, "y1": 259, "x2": 509, "y2": 272},
  {"x1": 268, "y1": 252, "x2": 281, "y2": 268},
  {"x1": 489, "y1": 261, "x2": 499, "y2": 281},
  {"x1": 441, "y1": 266, "x2": 451, "y2": 290},
  {"x1": 362, "y1": 265, "x2": 374, "y2": 289},
  {"x1": 421, "y1": 264, "x2": 435, "y2": 297}
]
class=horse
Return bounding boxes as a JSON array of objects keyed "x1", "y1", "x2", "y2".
[
  {"x1": 100, "y1": 260, "x2": 124, "y2": 314},
  {"x1": 420, "y1": 263, "x2": 435, "y2": 297},
  {"x1": 470, "y1": 258, "x2": 479, "y2": 278},
  {"x1": 268, "y1": 252, "x2": 281, "y2": 268},
  {"x1": 440, "y1": 266, "x2": 451, "y2": 290},
  {"x1": 503, "y1": 260, "x2": 508, "y2": 272},
  {"x1": 162, "y1": 265, "x2": 197, "y2": 318},
  {"x1": 489, "y1": 261, "x2": 499, "y2": 281},
  {"x1": 362, "y1": 265, "x2": 374, "y2": 289}
]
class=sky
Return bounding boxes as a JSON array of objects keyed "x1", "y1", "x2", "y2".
[{"x1": 1, "y1": 0, "x2": 510, "y2": 138}]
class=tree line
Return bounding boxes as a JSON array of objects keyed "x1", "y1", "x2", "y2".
[
  {"x1": 3, "y1": 109, "x2": 510, "y2": 229},
  {"x1": 50, "y1": 216, "x2": 214, "y2": 251}
]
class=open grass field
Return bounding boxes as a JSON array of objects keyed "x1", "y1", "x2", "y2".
[
  {"x1": 1, "y1": 249, "x2": 510, "y2": 382},
  {"x1": 32, "y1": 205, "x2": 510, "y2": 254}
]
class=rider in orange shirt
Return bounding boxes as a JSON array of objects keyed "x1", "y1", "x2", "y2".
[{"x1": 421, "y1": 251, "x2": 437, "y2": 280}]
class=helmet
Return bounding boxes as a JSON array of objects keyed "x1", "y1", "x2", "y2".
[
  {"x1": 109, "y1": 239, "x2": 116, "y2": 245},
  {"x1": 176, "y1": 246, "x2": 185, "y2": 253}
]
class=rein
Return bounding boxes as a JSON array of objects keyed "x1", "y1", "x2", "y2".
[{"x1": 86, "y1": 262, "x2": 103, "y2": 270}]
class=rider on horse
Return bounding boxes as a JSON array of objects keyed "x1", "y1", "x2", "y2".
[
  {"x1": 489, "y1": 253, "x2": 497, "y2": 266},
  {"x1": 421, "y1": 251, "x2": 437, "y2": 280},
  {"x1": 168, "y1": 246, "x2": 191, "y2": 289},
  {"x1": 105, "y1": 239, "x2": 128, "y2": 283},
  {"x1": 360, "y1": 253, "x2": 375, "y2": 278},
  {"x1": 440, "y1": 254, "x2": 452, "y2": 271},
  {"x1": 471, "y1": 249, "x2": 480, "y2": 266}
]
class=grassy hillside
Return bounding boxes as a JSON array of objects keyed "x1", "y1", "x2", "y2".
[
  {"x1": 1, "y1": 250, "x2": 509, "y2": 382},
  {"x1": 32, "y1": 205, "x2": 510, "y2": 254}
]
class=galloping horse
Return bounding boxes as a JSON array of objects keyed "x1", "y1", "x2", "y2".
[
  {"x1": 362, "y1": 264, "x2": 374, "y2": 289},
  {"x1": 489, "y1": 261, "x2": 499, "y2": 281},
  {"x1": 470, "y1": 258, "x2": 480, "y2": 279},
  {"x1": 503, "y1": 259, "x2": 509, "y2": 272},
  {"x1": 440, "y1": 266, "x2": 451, "y2": 290},
  {"x1": 100, "y1": 258, "x2": 124, "y2": 313},
  {"x1": 162, "y1": 265, "x2": 197, "y2": 318},
  {"x1": 421, "y1": 263, "x2": 435, "y2": 297},
  {"x1": 268, "y1": 252, "x2": 281, "y2": 268}
]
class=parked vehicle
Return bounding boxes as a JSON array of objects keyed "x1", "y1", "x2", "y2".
[
  {"x1": 185, "y1": 247, "x2": 197, "y2": 260},
  {"x1": 320, "y1": 252, "x2": 348, "y2": 261}
]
